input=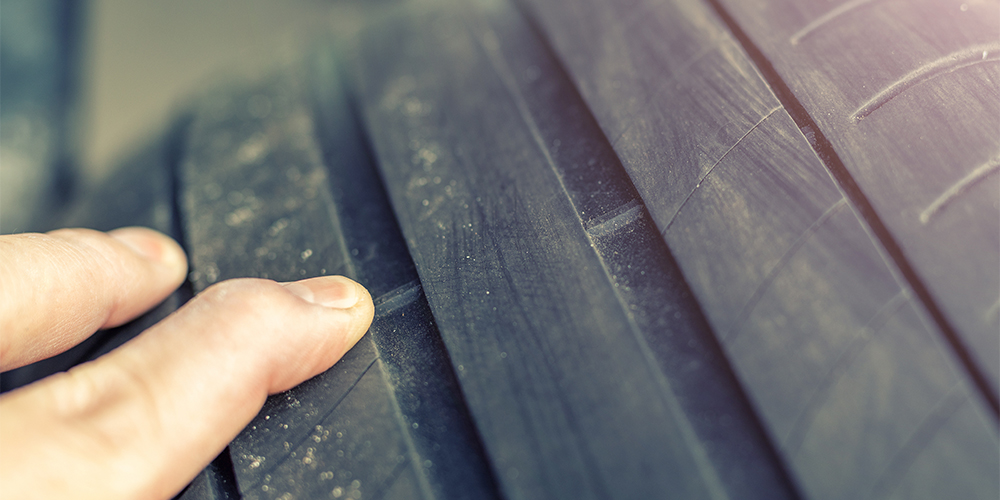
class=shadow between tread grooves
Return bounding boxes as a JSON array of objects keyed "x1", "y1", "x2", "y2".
[{"x1": 702, "y1": 0, "x2": 1000, "y2": 417}]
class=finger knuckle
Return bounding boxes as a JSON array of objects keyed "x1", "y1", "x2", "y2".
[{"x1": 196, "y1": 278, "x2": 292, "y2": 327}]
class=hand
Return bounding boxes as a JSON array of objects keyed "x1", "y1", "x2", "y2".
[{"x1": 0, "y1": 227, "x2": 375, "y2": 499}]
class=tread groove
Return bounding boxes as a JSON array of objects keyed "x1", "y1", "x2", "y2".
[
  {"x1": 705, "y1": 0, "x2": 1000, "y2": 417},
  {"x1": 852, "y1": 42, "x2": 1000, "y2": 122},
  {"x1": 316, "y1": 60, "x2": 504, "y2": 499},
  {"x1": 585, "y1": 199, "x2": 643, "y2": 236},
  {"x1": 373, "y1": 280, "x2": 423, "y2": 317}
]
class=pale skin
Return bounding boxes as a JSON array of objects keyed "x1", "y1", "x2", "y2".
[{"x1": 0, "y1": 227, "x2": 375, "y2": 499}]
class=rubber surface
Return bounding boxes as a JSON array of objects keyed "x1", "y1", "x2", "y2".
[
  {"x1": 520, "y1": 0, "x2": 999, "y2": 498},
  {"x1": 8, "y1": 0, "x2": 997, "y2": 499},
  {"x1": 175, "y1": 63, "x2": 498, "y2": 500},
  {"x1": 351, "y1": 1, "x2": 798, "y2": 499},
  {"x1": 715, "y1": 0, "x2": 1000, "y2": 402}
]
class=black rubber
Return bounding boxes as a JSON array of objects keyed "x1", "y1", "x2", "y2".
[
  {"x1": 175, "y1": 62, "x2": 499, "y2": 500},
  {"x1": 8, "y1": 0, "x2": 997, "y2": 499},
  {"x1": 520, "y1": 0, "x2": 999, "y2": 498},
  {"x1": 350, "y1": 3, "x2": 796, "y2": 499}
]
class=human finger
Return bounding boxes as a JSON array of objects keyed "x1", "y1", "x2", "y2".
[
  {"x1": 0, "y1": 227, "x2": 187, "y2": 371},
  {"x1": 0, "y1": 275, "x2": 374, "y2": 500}
]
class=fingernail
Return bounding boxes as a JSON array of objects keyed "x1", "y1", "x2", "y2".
[
  {"x1": 110, "y1": 227, "x2": 187, "y2": 270},
  {"x1": 283, "y1": 276, "x2": 361, "y2": 309}
]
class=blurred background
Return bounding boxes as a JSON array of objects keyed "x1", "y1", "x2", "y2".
[{"x1": 1, "y1": 0, "x2": 371, "y2": 233}]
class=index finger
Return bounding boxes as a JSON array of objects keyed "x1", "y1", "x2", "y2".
[{"x1": 0, "y1": 227, "x2": 188, "y2": 371}]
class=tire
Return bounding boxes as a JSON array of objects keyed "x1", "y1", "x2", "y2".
[
  {"x1": 519, "y1": 0, "x2": 999, "y2": 498},
  {"x1": 14, "y1": 0, "x2": 997, "y2": 498},
  {"x1": 175, "y1": 63, "x2": 499, "y2": 500}
]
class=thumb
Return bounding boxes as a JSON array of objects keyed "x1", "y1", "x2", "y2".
[{"x1": 0, "y1": 276, "x2": 374, "y2": 500}]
